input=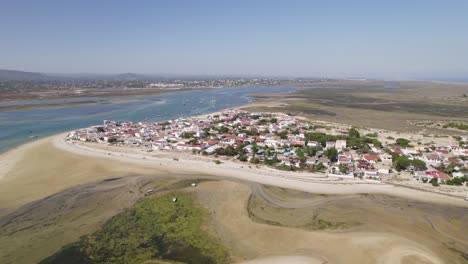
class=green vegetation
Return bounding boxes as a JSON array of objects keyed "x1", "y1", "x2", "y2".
[
  {"x1": 324, "y1": 147, "x2": 338, "y2": 162},
  {"x1": 275, "y1": 130, "x2": 288, "y2": 139},
  {"x1": 250, "y1": 157, "x2": 260, "y2": 164},
  {"x1": 430, "y1": 178, "x2": 439, "y2": 187},
  {"x1": 339, "y1": 165, "x2": 348, "y2": 174},
  {"x1": 348, "y1": 127, "x2": 360, "y2": 138},
  {"x1": 238, "y1": 155, "x2": 248, "y2": 162},
  {"x1": 410, "y1": 159, "x2": 427, "y2": 171},
  {"x1": 218, "y1": 126, "x2": 229, "y2": 133},
  {"x1": 393, "y1": 156, "x2": 410, "y2": 172},
  {"x1": 214, "y1": 160, "x2": 222, "y2": 165},
  {"x1": 365, "y1": 132, "x2": 378, "y2": 137},
  {"x1": 445, "y1": 176, "x2": 467, "y2": 186},
  {"x1": 314, "y1": 162, "x2": 326, "y2": 172},
  {"x1": 443, "y1": 122, "x2": 468, "y2": 131},
  {"x1": 395, "y1": 138, "x2": 411, "y2": 147},
  {"x1": 305, "y1": 132, "x2": 340, "y2": 145},
  {"x1": 40, "y1": 193, "x2": 228, "y2": 264}
]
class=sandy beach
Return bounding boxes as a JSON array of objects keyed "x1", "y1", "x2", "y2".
[
  {"x1": 51, "y1": 134, "x2": 468, "y2": 207},
  {"x1": 1, "y1": 133, "x2": 467, "y2": 264},
  {"x1": 1, "y1": 132, "x2": 467, "y2": 209}
]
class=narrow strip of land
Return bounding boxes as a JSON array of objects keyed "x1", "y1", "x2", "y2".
[{"x1": 53, "y1": 134, "x2": 468, "y2": 207}]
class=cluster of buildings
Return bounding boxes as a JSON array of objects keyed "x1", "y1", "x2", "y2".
[
  {"x1": 68, "y1": 110, "x2": 468, "y2": 184},
  {"x1": 329, "y1": 143, "x2": 468, "y2": 183}
]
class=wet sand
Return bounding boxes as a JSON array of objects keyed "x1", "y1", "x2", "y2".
[
  {"x1": 2, "y1": 177, "x2": 466, "y2": 264},
  {"x1": 0, "y1": 134, "x2": 467, "y2": 263}
]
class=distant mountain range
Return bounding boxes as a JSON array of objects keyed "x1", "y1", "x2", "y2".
[
  {"x1": 0, "y1": 69, "x2": 49, "y2": 80},
  {"x1": 0, "y1": 69, "x2": 286, "y2": 81},
  {"x1": 0, "y1": 69, "x2": 153, "y2": 81}
]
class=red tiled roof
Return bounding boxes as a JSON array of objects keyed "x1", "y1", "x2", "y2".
[
  {"x1": 425, "y1": 171, "x2": 450, "y2": 180},
  {"x1": 364, "y1": 154, "x2": 379, "y2": 161}
]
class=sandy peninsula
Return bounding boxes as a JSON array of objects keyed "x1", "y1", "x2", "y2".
[
  {"x1": 52, "y1": 134, "x2": 468, "y2": 207},
  {"x1": 1, "y1": 132, "x2": 467, "y2": 209},
  {"x1": 1, "y1": 134, "x2": 467, "y2": 264}
]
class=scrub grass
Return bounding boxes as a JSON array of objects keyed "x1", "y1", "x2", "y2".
[{"x1": 40, "y1": 192, "x2": 228, "y2": 264}]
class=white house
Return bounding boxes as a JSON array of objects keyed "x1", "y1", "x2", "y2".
[
  {"x1": 335, "y1": 140, "x2": 347, "y2": 151},
  {"x1": 325, "y1": 141, "x2": 336, "y2": 149}
]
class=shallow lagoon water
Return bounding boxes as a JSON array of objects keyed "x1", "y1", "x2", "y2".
[{"x1": 0, "y1": 86, "x2": 296, "y2": 152}]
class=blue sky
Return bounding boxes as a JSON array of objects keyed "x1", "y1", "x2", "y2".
[{"x1": 1, "y1": 0, "x2": 467, "y2": 78}]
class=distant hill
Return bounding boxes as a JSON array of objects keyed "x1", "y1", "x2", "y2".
[
  {"x1": 0, "y1": 69, "x2": 48, "y2": 80},
  {"x1": 114, "y1": 73, "x2": 147, "y2": 79},
  {"x1": 0, "y1": 69, "x2": 151, "y2": 81}
]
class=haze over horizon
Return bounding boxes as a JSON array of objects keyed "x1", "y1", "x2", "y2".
[{"x1": 2, "y1": 0, "x2": 468, "y2": 79}]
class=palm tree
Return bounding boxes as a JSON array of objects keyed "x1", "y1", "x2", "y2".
[{"x1": 252, "y1": 144, "x2": 258, "y2": 158}]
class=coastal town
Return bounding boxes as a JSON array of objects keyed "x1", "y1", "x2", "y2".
[{"x1": 68, "y1": 109, "x2": 468, "y2": 187}]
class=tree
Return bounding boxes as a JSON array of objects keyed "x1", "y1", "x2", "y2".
[
  {"x1": 250, "y1": 157, "x2": 260, "y2": 164},
  {"x1": 295, "y1": 148, "x2": 305, "y2": 158},
  {"x1": 325, "y1": 147, "x2": 338, "y2": 162},
  {"x1": 224, "y1": 145, "x2": 237, "y2": 156},
  {"x1": 339, "y1": 165, "x2": 348, "y2": 174},
  {"x1": 410, "y1": 159, "x2": 426, "y2": 171},
  {"x1": 251, "y1": 144, "x2": 258, "y2": 158},
  {"x1": 275, "y1": 130, "x2": 288, "y2": 139},
  {"x1": 443, "y1": 162, "x2": 457, "y2": 174},
  {"x1": 188, "y1": 138, "x2": 199, "y2": 145},
  {"x1": 235, "y1": 143, "x2": 246, "y2": 155},
  {"x1": 315, "y1": 162, "x2": 326, "y2": 171},
  {"x1": 371, "y1": 139, "x2": 382, "y2": 148},
  {"x1": 429, "y1": 178, "x2": 439, "y2": 186},
  {"x1": 394, "y1": 156, "x2": 410, "y2": 171},
  {"x1": 182, "y1": 131, "x2": 196, "y2": 138},
  {"x1": 349, "y1": 127, "x2": 360, "y2": 138},
  {"x1": 306, "y1": 147, "x2": 317, "y2": 157},
  {"x1": 218, "y1": 126, "x2": 229, "y2": 133},
  {"x1": 396, "y1": 138, "x2": 411, "y2": 147},
  {"x1": 295, "y1": 148, "x2": 307, "y2": 163},
  {"x1": 238, "y1": 155, "x2": 248, "y2": 162}
]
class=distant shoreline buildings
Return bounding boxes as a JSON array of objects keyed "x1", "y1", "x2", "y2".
[{"x1": 69, "y1": 110, "x2": 468, "y2": 185}]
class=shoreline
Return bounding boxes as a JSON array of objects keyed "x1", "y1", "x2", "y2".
[{"x1": 53, "y1": 134, "x2": 468, "y2": 207}]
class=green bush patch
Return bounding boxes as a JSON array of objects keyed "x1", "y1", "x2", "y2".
[{"x1": 40, "y1": 193, "x2": 228, "y2": 264}]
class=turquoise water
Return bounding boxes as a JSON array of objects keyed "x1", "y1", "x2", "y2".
[{"x1": 0, "y1": 86, "x2": 297, "y2": 153}]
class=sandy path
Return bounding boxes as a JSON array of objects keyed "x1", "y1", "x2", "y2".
[{"x1": 52, "y1": 135, "x2": 468, "y2": 207}]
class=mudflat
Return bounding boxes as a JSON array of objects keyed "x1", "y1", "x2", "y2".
[{"x1": 247, "y1": 80, "x2": 468, "y2": 133}]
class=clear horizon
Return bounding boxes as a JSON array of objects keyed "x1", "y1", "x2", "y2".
[{"x1": 1, "y1": 1, "x2": 468, "y2": 79}]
